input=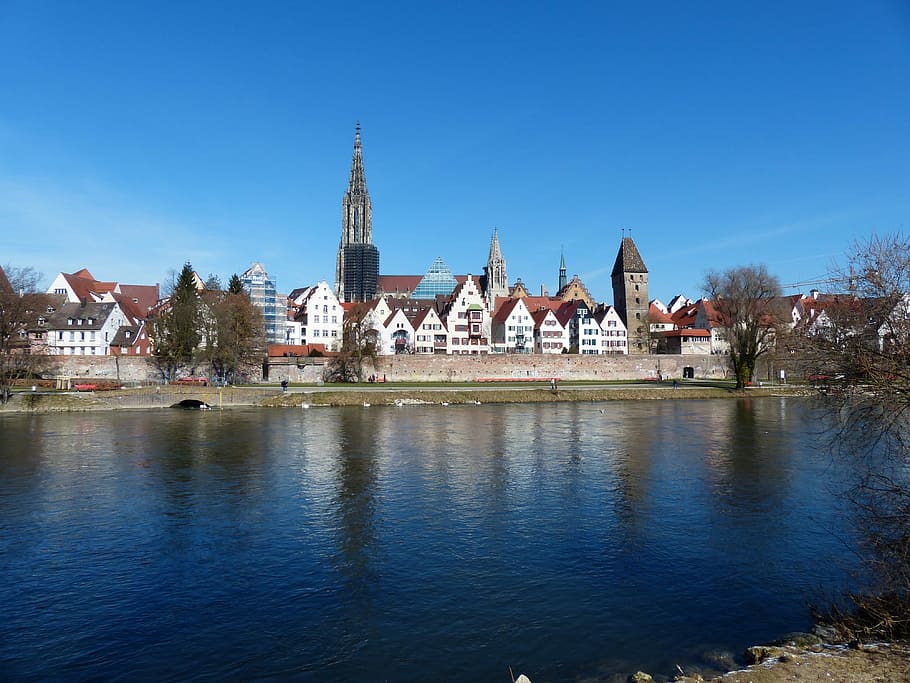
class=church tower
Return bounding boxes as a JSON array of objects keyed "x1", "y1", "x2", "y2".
[
  {"x1": 335, "y1": 123, "x2": 379, "y2": 302},
  {"x1": 611, "y1": 234, "x2": 649, "y2": 354},
  {"x1": 558, "y1": 248, "x2": 567, "y2": 292},
  {"x1": 483, "y1": 227, "x2": 509, "y2": 303}
]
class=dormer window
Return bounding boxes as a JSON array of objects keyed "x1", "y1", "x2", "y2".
[
  {"x1": 37, "y1": 317, "x2": 46, "y2": 326},
  {"x1": 67, "y1": 318, "x2": 73, "y2": 325}
]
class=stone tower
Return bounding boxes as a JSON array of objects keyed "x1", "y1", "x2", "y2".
[
  {"x1": 335, "y1": 123, "x2": 379, "y2": 302},
  {"x1": 483, "y1": 227, "x2": 509, "y2": 303},
  {"x1": 611, "y1": 235, "x2": 649, "y2": 353},
  {"x1": 558, "y1": 248, "x2": 567, "y2": 292}
]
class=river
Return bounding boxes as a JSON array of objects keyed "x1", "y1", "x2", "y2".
[{"x1": 0, "y1": 398, "x2": 861, "y2": 681}]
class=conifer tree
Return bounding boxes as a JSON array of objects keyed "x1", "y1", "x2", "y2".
[
  {"x1": 151, "y1": 262, "x2": 202, "y2": 379},
  {"x1": 227, "y1": 274, "x2": 244, "y2": 295}
]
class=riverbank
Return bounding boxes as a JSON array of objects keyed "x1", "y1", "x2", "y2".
[
  {"x1": 673, "y1": 638, "x2": 910, "y2": 682},
  {"x1": 262, "y1": 384, "x2": 813, "y2": 408},
  {"x1": 0, "y1": 382, "x2": 816, "y2": 412}
]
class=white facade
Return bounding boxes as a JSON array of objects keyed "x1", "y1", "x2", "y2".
[
  {"x1": 412, "y1": 308, "x2": 448, "y2": 354},
  {"x1": 382, "y1": 309, "x2": 415, "y2": 355},
  {"x1": 443, "y1": 277, "x2": 491, "y2": 354},
  {"x1": 532, "y1": 309, "x2": 568, "y2": 354},
  {"x1": 491, "y1": 298, "x2": 533, "y2": 353},
  {"x1": 595, "y1": 306, "x2": 628, "y2": 355},
  {"x1": 46, "y1": 302, "x2": 130, "y2": 356},
  {"x1": 293, "y1": 280, "x2": 343, "y2": 352}
]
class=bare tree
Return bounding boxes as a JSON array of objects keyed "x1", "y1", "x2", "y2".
[
  {"x1": 704, "y1": 264, "x2": 786, "y2": 389},
  {"x1": 0, "y1": 265, "x2": 53, "y2": 402},
  {"x1": 324, "y1": 307, "x2": 380, "y2": 383},
  {"x1": 797, "y1": 233, "x2": 910, "y2": 640}
]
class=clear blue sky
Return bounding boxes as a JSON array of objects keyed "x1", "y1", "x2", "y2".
[{"x1": 2, "y1": 1, "x2": 908, "y2": 303}]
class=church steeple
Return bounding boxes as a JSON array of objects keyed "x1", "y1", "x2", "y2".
[
  {"x1": 558, "y1": 247, "x2": 567, "y2": 292},
  {"x1": 483, "y1": 227, "x2": 508, "y2": 303},
  {"x1": 335, "y1": 123, "x2": 379, "y2": 302}
]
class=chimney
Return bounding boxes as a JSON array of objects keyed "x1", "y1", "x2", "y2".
[{"x1": 80, "y1": 297, "x2": 87, "y2": 307}]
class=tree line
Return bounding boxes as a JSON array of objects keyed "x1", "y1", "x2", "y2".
[{"x1": 149, "y1": 262, "x2": 265, "y2": 384}]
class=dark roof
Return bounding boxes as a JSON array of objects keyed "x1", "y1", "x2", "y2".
[
  {"x1": 47, "y1": 302, "x2": 118, "y2": 329},
  {"x1": 110, "y1": 325, "x2": 141, "y2": 347},
  {"x1": 610, "y1": 236, "x2": 648, "y2": 277}
]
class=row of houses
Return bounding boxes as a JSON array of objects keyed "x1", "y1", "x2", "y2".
[
  {"x1": 7, "y1": 263, "x2": 894, "y2": 363},
  {"x1": 274, "y1": 275, "x2": 630, "y2": 357}
]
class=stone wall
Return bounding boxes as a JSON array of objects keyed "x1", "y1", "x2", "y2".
[
  {"x1": 267, "y1": 353, "x2": 732, "y2": 383},
  {"x1": 42, "y1": 356, "x2": 162, "y2": 384},
  {"x1": 46, "y1": 353, "x2": 734, "y2": 385}
]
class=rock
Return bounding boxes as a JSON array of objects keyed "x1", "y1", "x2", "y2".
[
  {"x1": 630, "y1": 673, "x2": 653, "y2": 683},
  {"x1": 744, "y1": 645, "x2": 787, "y2": 664},
  {"x1": 774, "y1": 631, "x2": 824, "y2": 648}
]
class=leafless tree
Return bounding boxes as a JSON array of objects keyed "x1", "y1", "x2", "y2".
[
  {"x1": 0, "y1": 265, "x2": 54, "y2": 402},
  {"x1": 324, "y1": 307, "x2": 380, "y2": 383},
  {"x1": 796, "y1": 233, "x2": 910, "y2": 640},
  {"x1": 704, "y1": 264, "x2": 786, "y2": 389}
]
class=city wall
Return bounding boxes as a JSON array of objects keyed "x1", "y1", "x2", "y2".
[{"x1": 44, "y1": 353, "x2": 733, "y2": 385}]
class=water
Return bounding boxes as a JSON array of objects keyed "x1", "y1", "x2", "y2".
[{"x1": 0, "y1": 398, "x2": 861, "y2": 681}]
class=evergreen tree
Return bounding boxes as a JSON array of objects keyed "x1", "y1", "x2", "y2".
[
  {"x1": 151, "y1": 262, "x2": 202, "y2": 379},
  {"x1": 227, "y1": 274, "x2": 244, "y2": 295}
]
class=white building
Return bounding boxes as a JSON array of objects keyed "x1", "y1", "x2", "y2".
[
  {"x1": 594, "y1": 306, "x2": 628, "y2": 355},
  {"x1": 442, "y1": 276, "x2": 491, "y2": 354},
  {"x1": 411, "y1": 307, "x2": 448, "y2": 354},
  {"x1": 491, "y1": 297, "x2": 534, "y2": 353},
  {"x1": 290, "y1": 280, "x2": 343, "y2": 352},
  {"x1": 531, "y1": 308, "x2": 568, "y2": 354},
  {"x1": 45, "y1": 301, "x2": 132, "y2": 356}
]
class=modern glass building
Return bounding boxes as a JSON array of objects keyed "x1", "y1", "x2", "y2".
[
  {"x1": 241, "y1": 262, "x2": 282, "y2": 344},
  {"x1": 412, "y1": 257, "x2": 458, "y2": 299}
]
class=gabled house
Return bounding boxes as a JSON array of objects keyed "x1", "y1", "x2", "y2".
[
  {"x1": 594, "y1": 306, "x2": 628, "y2": 355},
  {"x1": 411, "y1": 307, "x2": 448, "y2": 354},
  {"x1": 382, "y1": 308, "x2": 415, "y2": 355},
  {"x1": 290, "y1": 280, "x2": 343, "y2": 352},
  {"x1": 557, "y1": 299, "x2": 599, "y2": 354},
  {"x1": 47, "y1": 269, "x2": 159, "y2": 319},
  {"x1": 531, "y1": 308, "x2": 568, "y2": 354},
  {"x1": 442, "y1": 276, "x2": 490, "y2": 354},
  {"x1": 491, "y1": 297, "x2": 533, "y2": 354}
]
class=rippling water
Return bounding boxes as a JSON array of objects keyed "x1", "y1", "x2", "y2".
[{"x1": 0, "y1": 398, "x2": 860, "y2": 681}]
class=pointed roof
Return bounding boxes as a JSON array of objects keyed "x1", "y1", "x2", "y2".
[
  {"x1": 348, "y1": 122, "x2": 367, "y2": 195},
  {"x1": 492, "y1": 297, "x2": 525, "y2": 323},
  {"x1": 611, "y1": 236, "x2": 648, "y2": 277},
  {"x1": 488, "y1": 227, "x2": 503, "y2": 262},
  {"x1": 413, "y1": 257, "x2": 459, "y2": 299}
]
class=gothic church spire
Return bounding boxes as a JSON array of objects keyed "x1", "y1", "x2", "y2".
[
  {"x1": 335, "y1": 123, "x2": 379, "y2": 302},
  {"x1": 484, "y1": 227, "x2": 509, "y2": 303}
]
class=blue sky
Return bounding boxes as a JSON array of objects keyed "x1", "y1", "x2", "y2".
[{"x1": 2, "y1": 1, "x2": 908, "y2": 303}]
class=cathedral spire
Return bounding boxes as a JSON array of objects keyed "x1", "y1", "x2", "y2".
[
  {"x1": 336, "y1": 123, "x2": 379, "y2": 302},
  {"x1": 483, "y1": 226, "x2": 508, "y2": 304},
  {"x1": 348, "y1": 121, "x2": 367, "y2": 196}
]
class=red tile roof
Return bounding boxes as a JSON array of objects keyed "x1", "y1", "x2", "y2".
[{"x1": 492, "y1": 298, "x2": 524, "y2": 323}]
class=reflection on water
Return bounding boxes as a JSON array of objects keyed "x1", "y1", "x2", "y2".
[{"x1": 0, "y1": 399, "x2": 861, "y2": 682}]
